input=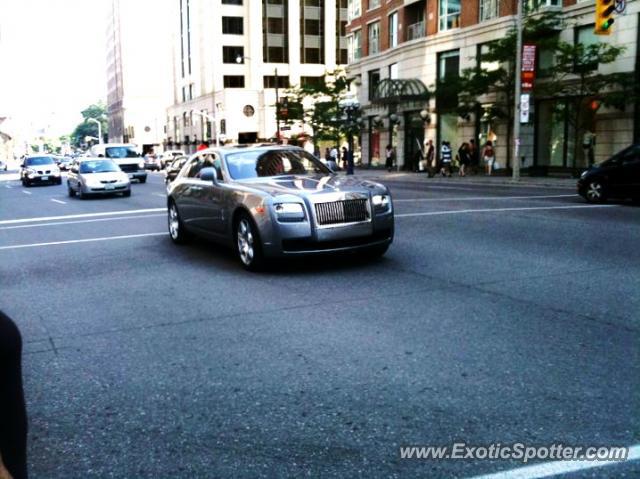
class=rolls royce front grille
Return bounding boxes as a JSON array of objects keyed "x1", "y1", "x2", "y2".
[{"x1": 315, "y1": 199, "x2": 368, "y2": 226}]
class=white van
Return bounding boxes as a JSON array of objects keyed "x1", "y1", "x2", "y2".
[{"x1": 89, "y1": 143, "x2": 147, "y2": 183}]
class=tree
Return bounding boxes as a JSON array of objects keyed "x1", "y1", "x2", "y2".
[
  {"x1": 453, "y1": 12, "x2": 564, "y2": 168},
  {"x1": 70, "y1": 102, "x2": 108, "y2": 148},
  {"x1": 284, "y1": 69, "x2": 358, "y2": 146}
]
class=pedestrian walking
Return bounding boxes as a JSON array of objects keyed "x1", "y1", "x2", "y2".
[
  {"x1": 324, "y1": 147, "x2": 331, "y2": 163},
  {"x1": 457, "y1": 142, "x2": 471, "y2": 177},
  {"x1": 440, "y1": 141, "x2": 452, "y2": 177},
  {"x1": 424, "y1": 139, "x2": 436, "y2": 177},
  {"x1": 469, "y1": 139, "x2": 480, "y2": 175},
  {"x1": 482, "y1": 140, "x2": 496, "y2": 176},
  {"x1": 385, "y1": 145, "x2": 394, "y2": 172},
  {"x1": 196, "y1": 140, "x2": 209, "y2": 152},
  {"x1": 341, "y1": 147, "x2": 348, "y2": 170},
  {"x1": 0, "y1": 311, "x2": 28, "y2": 479}
]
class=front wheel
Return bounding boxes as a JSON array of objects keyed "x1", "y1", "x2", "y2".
[
  {"x1": 585, "y1": 180, "x2": 606, "y2": 204},
  {"x1": 123, "y1": 189, "x2": 131, "y2": 197},
  {"x1": 235, "y1": 213, "x2": 264, "y2": 271},
  {"x1": 67, "y1": 183, "x2": 76, "y2": 197},
  {"x1": 139, "y1": 177, "x2": 147, "y2": 184},
  {"x1": 363, "y1": 243, "x2": 389, "y2": 260}
]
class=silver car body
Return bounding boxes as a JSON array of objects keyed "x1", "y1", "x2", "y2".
[
  {"x1": 67, "y1": 158, "x2": 131, "y2": 196},
  {"x1": 167, "y1": 146, "x2": 394, "y2": 258}
]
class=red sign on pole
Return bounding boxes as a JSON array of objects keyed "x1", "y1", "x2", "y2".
[{"x1": 521, "y1": 44, "x2": 537, "y2": 91}]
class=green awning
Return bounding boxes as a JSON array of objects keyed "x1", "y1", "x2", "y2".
[{"x1": 372, "y1": 78, "x2": 430, "y2": 105}]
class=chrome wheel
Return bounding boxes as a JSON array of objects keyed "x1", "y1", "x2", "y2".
[
  {"x1": 236, "y1": 219, "x2": 255, "y2": 266},
  {"x1": 169, "y1": 204, "x2": 180, "y2": 240},
  {"x1": 586, "y1": 181, "x2": 605, "y2": 203}
]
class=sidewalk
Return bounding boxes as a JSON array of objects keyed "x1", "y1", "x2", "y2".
[{"x1": 350, "y1": 168, "x2": 578, "y2": 189}]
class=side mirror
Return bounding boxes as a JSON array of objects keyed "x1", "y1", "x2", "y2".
[{"x1": 198, "y1": 167, "x2": 217, "y2": 183}]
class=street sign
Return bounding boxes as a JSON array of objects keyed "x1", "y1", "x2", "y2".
[
  {"x1": 520, "y1": 93, "x2": 530, "y2": 124},
  {"x1": 521, "y1": 44, "x2": 537, "y2": 91}
]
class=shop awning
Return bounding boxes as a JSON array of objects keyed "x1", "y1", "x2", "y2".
[{"x1": 372, "y1": 78, "x2": 430, "y2": 105}]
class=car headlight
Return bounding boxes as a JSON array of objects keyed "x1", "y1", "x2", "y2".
[
  {"x1": 274, "y1": 202, "x2": 305, "y2": 222},
  {"x1": 372, "y1": 194, "x2": 391, "y2": 213},
  {"x1": 138, "y1": 161, "x2": 145, "y2": 169}
]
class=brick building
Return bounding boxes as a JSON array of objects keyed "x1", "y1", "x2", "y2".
[{"x1": 346, "y1": 0, "x2": 639, "y2": 174}]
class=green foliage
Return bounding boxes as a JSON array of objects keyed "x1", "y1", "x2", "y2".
[
  {"x1": 70, "y1": 102, "x2": 108, "y2": 147},
  {"x1": 284, "y1": 69, "x2": 358, "y2": 144}
]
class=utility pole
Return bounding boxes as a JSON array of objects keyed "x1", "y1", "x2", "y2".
[
  {"x1": 512, "y1": 0, "x2": 523, "y2": 181},
  {"x1": 275, "y1": 68, "x2": 281, "y2": 141}
]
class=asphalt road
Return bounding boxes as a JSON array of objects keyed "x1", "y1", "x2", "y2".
[{"x1": 0, "y1": 169, "x2": 638, "y2": 478}]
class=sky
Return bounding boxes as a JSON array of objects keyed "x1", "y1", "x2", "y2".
[{"x1": 0, "y1": 0, "x2": 108, "y2": 136}]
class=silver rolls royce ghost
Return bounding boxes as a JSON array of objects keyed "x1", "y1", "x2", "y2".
[{"x1": 167, "y1": 145, "x2": 394, "y2": 270}]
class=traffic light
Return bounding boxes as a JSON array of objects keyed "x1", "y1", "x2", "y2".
[{"x1": 594, "y1": 0, "x2": 616, "y2": 35}]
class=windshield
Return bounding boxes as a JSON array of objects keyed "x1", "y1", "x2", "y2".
[
  {"x1": 105, "y1": 146, "x2": 140, "y2": 159},
  {"x1": 226, "y1": 149, "x2": 331, "y2": 180},
  {"x1": 79, "y1": 160, "x2": 121, "y2": 174},
  {"x1": 25, "y1": 157, "x2": 55, "y2": 166}
]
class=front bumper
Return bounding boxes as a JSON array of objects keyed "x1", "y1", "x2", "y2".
[
  {"x1": 81, "y1": 183, "x2": 130, "y2": 195},
  {"x1": 24, "y1": 174, "x2": 61, "y2": 184},
  {"x1": 123, "y1": 171, "x2": 147, "y2": 181},
  {"x1": 261, "y1": 210, "x2": 394, "y2": 257}
]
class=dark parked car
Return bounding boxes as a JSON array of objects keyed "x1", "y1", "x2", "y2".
[
  {"x1": 167, "y1": 146, "x2": 394, "y2": 270},
  {"x1": 20, "y1": 155, "x2": 62, "y2": 186},
  {"x1": 164, "y1": 156, "x2": 188, "y2": 184},
  {"x1": 578, "y1": 144, "x2": 640, "y2": 203}
]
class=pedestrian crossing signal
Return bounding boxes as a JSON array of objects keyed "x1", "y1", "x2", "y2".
[{"x1": 595, "y1": 0, "x2": 616, "y2": 35}]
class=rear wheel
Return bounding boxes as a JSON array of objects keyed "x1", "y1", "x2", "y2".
[
  {"x1": 585, "y1": 180, "x2": 606, "y2": 203},
  {"x1": 78, "y1": 187, "x2": 86, "y2": 200},
  {"x1": 139, "y1": 177, "x2": 147, "y2": 184},
  {"x1": 235, "y1": 213, "x2": 264, "y2": 271},
  {"x1": 123, "y1": 189, "x2": 131, "y2": 197},
  {"x1": 168, "y1": 202, "x2": 190, "y2": 244},
  {"x1": 67, "y1": 183, "x2": 76, "y2": 197}
]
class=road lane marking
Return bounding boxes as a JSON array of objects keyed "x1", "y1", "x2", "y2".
[
  {"x1": 22, "y1": 190, "x2": 32, "y2": 195},
  {"x1": 0, "y1": 214, "x2": 166, "y2": 231},
  {"x1": 396, "y1": 204, "x2": 617, "y2": 218},
  {"x1": 394, "y1": 194, "x2": 577, "y2": 203},
  {"x1": 0, "y1": 232, "x2": 167, "y2": 251},
  {"x1": 152, "y1": 192, "x2": 166, "y2": 197},
  {"x1": 50, "y1": 199, "x2": 66, "y2": 205},
  {"x1": 0, "y1": 208, "x2": 166, "y2": 226},
  {"x1": 467, "y1": 443, "x2": 640, "y2": 479},
  {"x1": 4, "y1": 185, "x2": 11, "y2": 189}
]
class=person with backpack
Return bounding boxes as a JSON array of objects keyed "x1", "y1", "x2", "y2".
[{"x1": 482, "y1": 140, "x2": 496, "y2": 176}]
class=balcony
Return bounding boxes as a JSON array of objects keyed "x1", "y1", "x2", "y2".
[{"x1": 406, "y1": 21, "x2": 425, "y2": 41}]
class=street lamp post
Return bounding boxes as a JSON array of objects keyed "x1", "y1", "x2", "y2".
[
  {"x1": 86, "y1": 118, "x2": 102, "y2": 144},
  {"x1": 512, "y1": 0, "x2": 523, "y2": 181}
]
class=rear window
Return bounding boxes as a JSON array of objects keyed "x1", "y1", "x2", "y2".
[
  {"x1": 105, "y1": 147, "x2": 140, "y2": 159},
  {"x1": 79, "y1": 160, "x2": 120, "y2": 174},
  {"x1": 26, "y1": 157, "x2": 55, "y2": 166}
]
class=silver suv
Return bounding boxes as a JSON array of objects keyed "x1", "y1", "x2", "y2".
[{"x1": 89, "y1": 143, "x2": 147, "y2": 183}]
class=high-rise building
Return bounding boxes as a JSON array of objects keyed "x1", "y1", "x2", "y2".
[
  {"x1": 165, "y1": 0, "x2": 348, "y2": 151},
  {"x1": 106, "y1": 0, "x2": 174, "y2": 153}
]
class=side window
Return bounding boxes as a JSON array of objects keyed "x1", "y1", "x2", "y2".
[
  {"x1": 183, "y1": 157, "x2": 202, "y2": 178},
  {"x1": 622, "y1": 145, "x2": 640, "y2": 165}
]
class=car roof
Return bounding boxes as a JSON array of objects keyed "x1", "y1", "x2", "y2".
[{"x1": 210, "y1": 145, "x2": 304, "y2": 156}]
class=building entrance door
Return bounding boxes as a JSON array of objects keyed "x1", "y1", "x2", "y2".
[{"x1": 404, "y1": 111, "x2": 425, "y2": 171}]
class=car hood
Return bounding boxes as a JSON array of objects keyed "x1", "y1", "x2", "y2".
[
  {"x1": 81, "y1": 172, "x2": 129, "y2": 181},
  {"x1": 237, "y1": 175, "x2": 387, "y2": 197}
]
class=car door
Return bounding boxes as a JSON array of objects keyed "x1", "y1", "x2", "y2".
[
  {"x1": 620, "y1": 145, "x2": 640, "y2": 198},
  {"x1": 68, "y1": 161, "x2": 80, "y2": 190},
  {"x1": 195, "y1": 153, "x2": 227, "y2": 236},
  {"x1": 175, "y1": 155, "x2": 208, "y2": 231}
]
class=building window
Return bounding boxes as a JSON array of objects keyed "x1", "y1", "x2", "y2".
[
  {"x1": 576, "y1": 25, "x2": 599, "y2": 72},
  {"x1": 525, "y1": 0, "x2": 560, "y2": 13},
  {"x1": 437, "y1": 49, "x2": 460, "y2": 110},
  {"x1": 439, "y1": 0, "x2": 461, "y2": 31},
  {"x1": 222, "y1": 0, "x2": 243, "y2": 4},
  {"x1": 388, "y1": 12, "x2": 398, "y2": 48},
  {"x1": 263, "y1": 0, "x2": 289, "y2": 63},
  {"x1": 348, "y1": 30, "x2": 361, "y2": 62},
  {"x1": 263, "y1": 76, "x2": 290, "y2": 88},
  {"x1": 368, "y1": 0, "x2": 380, "y2": 9},
  {"x1": 222, "y1": 16, "x2": 244, "y2": 34},
  {"x1": 367, "y1": 69, "x2": 380, "y2": 100},
  {"x1": 388, "y1": 62, "x2": 398, "y2": 79},
  {"x1": 223, "y1": 46, "x2": 244, "y2": 63},
  {"x1": 223, "y1": 75, "x2": 245, "y2": 88},
  {"x1": 479, "y1": 0, "x2": 498, "y2": 22},
  {"x1": 300, "y1": 0, "x2": 324, "y2": 64},
  {"x1": 301, "y1": 76, "x2": 324, "y2": 88},
  {"x1": 477, "y1": 43, "x2": 500, "y2": 72},
  {"x1": 336, "y1": 0, "x2": 348, "y2": 65},
  {"x1": 368, "y1": 21, "x2": 380, "y2": 55},
  {"x1": 348, "y1": 0, "x2": 361, "y2": 21}
]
